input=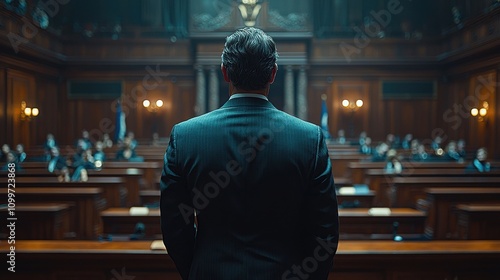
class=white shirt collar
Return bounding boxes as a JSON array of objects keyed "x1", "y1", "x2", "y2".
[{"x1": 229, "y1": 93, "x2": 268, "y2": 101}]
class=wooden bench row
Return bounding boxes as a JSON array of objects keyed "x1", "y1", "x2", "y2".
[
  {"x1": 99, "y1": 207, "x2": 426, "y2": 240},
  {"x1": 3, "y1": 187, "x2": 499, "y2": 241},
  {"x1": 0, "y1": 187, "x2": 104, "y2": 239},
  {"x1": 15, "y1": 161, "x2": 162, "y2": 189},
  {"x1": 348, "y1": 161, "x2": 500, "y2": 184},
  {"x1": 2, "y1": 240, "x2": 500, "y2": 280}
]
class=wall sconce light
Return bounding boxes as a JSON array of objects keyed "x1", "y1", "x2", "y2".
[
  {"x1": 238, "y1": 0, "x2": 262, "y2": 27},
  {"x1": 20, "y1": 101, "x2": 39, "y2": 121},
  {"x1": 143, "y1": 99, "x2": 164, "y2": 112},
  {"x1": 470, "y1": 101, "x2": 488, "y2": 121},
  {"x1": 341, "y1": 99, "x2": 363, "y2": 111}
]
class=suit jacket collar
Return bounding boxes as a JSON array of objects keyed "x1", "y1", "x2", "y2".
[{"x1": 221, "y1": 97, "x2": 276, "y2": 110}]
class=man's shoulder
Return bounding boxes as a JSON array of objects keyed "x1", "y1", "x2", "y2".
[
  {"x1": 274, "y1": 110, "x2": 320, "y2": 131},
  {"x1": 174, "y1": 110, "x2": 220, "y2": 129},
  {"x1": 173, "y1": 107, "x2": 320, "y2": 134}
]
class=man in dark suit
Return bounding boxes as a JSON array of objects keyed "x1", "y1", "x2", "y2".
[{"x1": 160, "y1": 27, "x2": 339, "y2": 280}]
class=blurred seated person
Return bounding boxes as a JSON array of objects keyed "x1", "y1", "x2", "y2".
[
  {"x1": 372, "y1": 142, "x2": 389, "y2": 162},
  {"x1": 359, "y1": 137, "x2": 373, "y2": 155},
  {"x1": 431, "y1": 135, "x2": 442, "y2": 153},
  {"x1": 1, "y1": 151, "x2": 21, "y2": 171},
  {"x1": 126, "y1": 131, "x2": 138, "y2": 150},
  {"x1": 67, "y1": 139, "x2": 96, "y2": 181},
  {"x1": 151, "y1": 132, "x2": 161, "y2": 147},
  {"x1": 357, "y1": 131, "x2": 367, "y2": 146},
  {"x1": 401, "y1": 133, "x2": 413, "y2": 150},
  {"x1": 116, "y1": 137, "x2": 140, "y2": 161},
  {"x1": 336, "y1": 129, "x2": 346, "y2": 145},
  {"x1": 457, "y1": 139, "x2": 467, "y2": 159},
  {"x1": 43, "y1": 133, "x2": 57, "y2": 161},
  {"x1": 412, "y1": 143, "x2": 429, "y2": 161},
  {"x1": 466, "y1": 147, "x2": 491, "y2": 172},
  {"x1": 102, "y1": 133, "x2": 113, "y2": 149},
  {"x1": 1, "y1": 144, "x2": 10, "y2": 162},
  {"x1": 385, "y1": 149, "x2": 403, "y2": 174},
  {"x1": 47, "y1": 147, "x2": 70, "y2": 182},
  {"x1": 444, "y1": 141, "x2": 464, "y2": 162},
  {"x1": 93, "y1": 141, "x2": 106, "y2": 162},
  {"x1": 81, "y1": 130, "x2": 93, "y2": 150},
  {"x1": 385, "y1": 133, "x2": 397, "y2": 149},
  {"x1": 15, "y1": 144, "x2": 27, "y2": 163}
]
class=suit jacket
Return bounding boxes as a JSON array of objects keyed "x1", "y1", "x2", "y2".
[{"x1": 160, "y1": 97, "x2": 339, "y2": 280}]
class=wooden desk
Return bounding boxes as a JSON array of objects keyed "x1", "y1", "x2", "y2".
[
  {"x1": 424, "y1": 188, "x2": 500, "y2": 240},
  {"x1": 339, "y1": 208, "x2": 425, "y2": 237},
  {"x1": 18, "y1": 161, "x2": 162, "y2": 190},
  {"x1": 348, "y1": 161, "x2": 469, "y2": 184},
  {"x1": 337, "y1": 191, "x2": 375, "y2": 208},
  {"x1": 390, "y1": 177, "x2": 500, "y2": 208},
  {"x1": 10, "y1": 168, "x2": 143, "y2": 207},
  {"x1": 334, "y1": 177, "x2": 353, "y2": 187},
  {"x1": 364, "y1": 168, "x2": 500, "y2": 207},
  {"x1": 0, "y1": 203, "x2": 70, "y2": 240},
  {"x1": 101, "y1": 208, "x2": 161, "y2": 239},
  {"x1": 2, "y1": 240, "x2": 500, "y2": 280},
  {"x1": 456, "y1": 204, "x2": 500, "y2": 240},
  {"x1": 140, "y1": 190, "x2": 161, "y2": 206},
  {"x1": 330, "y1": 154, "x2": 371, "y2": 178},
  {"x1": 15, "y1": 176, "x2": 126, "y2": 208},
  {"x1": 0, "y1": 187, "x2": 104, "y2": 239}
]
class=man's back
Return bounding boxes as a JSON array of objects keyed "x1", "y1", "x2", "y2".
[
  {"x1": 160, "y1": 27, "x2": 338, "y2": 280},
  {"x1": 161, "y1": 97, "x2": 338, "y2": 279}
]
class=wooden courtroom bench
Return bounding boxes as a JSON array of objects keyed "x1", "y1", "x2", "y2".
[
  {"x1": 455, "y1": 204, "x2": 500, "y2": 240},
  {"x1": 100, "y1": 207, "x2": 425, "y2": 240},
  {"x1": 19, "y1": 161, "x2": 162, "y2": 190},
  {"x1": 101, "y1": 208, "x2": 162, "y2": 239},
  {"x1": 9, "y1": 168, "x2": 144, "y2": 207},
  {"x1": 0, "y1": 187, "x2": 104, "y2": 239},
  {"x1": 139, "y1": 189, "x2": 376, "y2": 209},
  {"x1": 15, "y1": 177, "x2": 126, "y2": 208},
  {"x1": 2, "y1": 240, "x2": 500, "y2": 279},
  {"x1": 364, "y1": 168, "x2": 500, "y2": 206},
  {"x1": 348, "y1": 161, "x2": 469, "y2": 184},
  {"x1": 337, "y1": 191, "x2": 375, "y2": 208},
  {"x1": 140, "y1": 190, "x2": 161, "y2": 206},
  {"x1": 424, "y1": 188, "x2": 500, "y2": 240},
  {"x1": 330, "y1": 154, "x2": 371, "y2": 178},
  {"x1": 389, "y1": 177, "x2": 500, "y2": 208},
  {"x1": 0, "y1": 203, "x2": 71, "y2": 240},
  {"x1": 338, "y1": 208, "x2": 426, "y2": 239}
]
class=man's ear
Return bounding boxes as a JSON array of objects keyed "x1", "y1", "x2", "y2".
[
  {"x1": 221, "y1": 64, "x2": 230, "y2": 82},
  {"x1": 269, "y1": 63, "x2": 278, "y2": 84}
]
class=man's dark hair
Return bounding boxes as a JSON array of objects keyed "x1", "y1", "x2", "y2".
[{"x1": 221, "y1": 27, "x2": 278, "y2": 90}]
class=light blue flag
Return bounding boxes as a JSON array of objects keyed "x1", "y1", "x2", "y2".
[
  {"x1": 321, "y1": 97, "x2": 331, "y2": 139},
  {"x1": 115, "y1": 100, "x2": 126, "y2": 142}
]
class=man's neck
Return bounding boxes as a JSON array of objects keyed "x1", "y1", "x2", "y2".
[{"x1": 229, "y1": 93, "x2": 268, "y2": 100}]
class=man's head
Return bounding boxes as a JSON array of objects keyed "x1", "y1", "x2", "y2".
[{"x1": 221, "y1": 27, "x2": 278, "y2": 93}]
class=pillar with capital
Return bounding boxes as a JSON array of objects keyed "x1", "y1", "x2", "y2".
[
  {"x1": 297, "y1": 66, "x2": 308, "y2": 120},
  {"x1": 195, "y1": 66, "x2": 206, "y2": 115},
  {"x1": 284, "y1": 65, "x2": 295, "y2": 115},
  {"x1": 208, "y1": 66, "x2": 220, "y2": 111}
]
